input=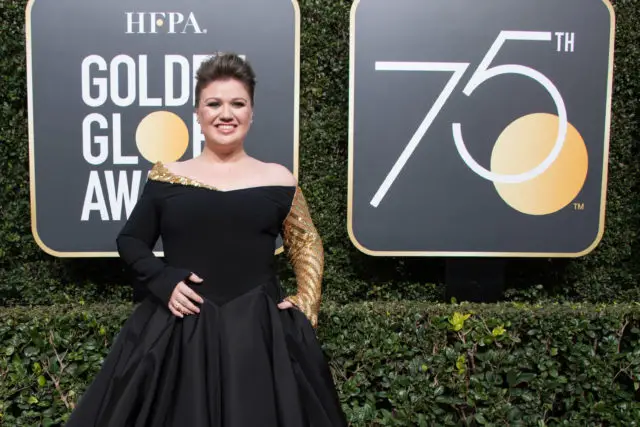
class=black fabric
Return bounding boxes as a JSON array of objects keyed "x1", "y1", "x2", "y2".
[{"x1": 66, "y1": 180, "x2": 347, "y2": 426}]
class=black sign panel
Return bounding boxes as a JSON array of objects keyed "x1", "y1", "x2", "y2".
[
  {"x1": 348, "y1": 0, "x2": 614, "y2": 257},
  {"x1": 27, "y1": 0, "x2": 300, "y2": 256}
]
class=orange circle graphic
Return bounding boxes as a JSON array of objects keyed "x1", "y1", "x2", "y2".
[
  {"x1": 135, "y1": 111, "x2": 189, "y2": 163},
  {"x1": 490, "y1": 113, "x2": 588, "y2": 215}
]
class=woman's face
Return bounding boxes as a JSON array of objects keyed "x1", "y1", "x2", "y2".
[{"x1": 196, "y1": 78, "x2": 253, "y2": 149}]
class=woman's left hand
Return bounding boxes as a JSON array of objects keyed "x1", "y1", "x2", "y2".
[{"x1": 277, "y1": 300, "x2": 294, "y2": 310}]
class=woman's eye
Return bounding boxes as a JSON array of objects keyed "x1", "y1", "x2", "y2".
[
  {"x1": 207, "y1": 102, "x2": 220, "y2": 108},
  {"x1": 232, "y1": 102, "x2": 245, "y2": 107}
]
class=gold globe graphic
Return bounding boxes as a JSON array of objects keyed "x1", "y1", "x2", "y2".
[
  {"x1": 490, "y1": 113, "x2": 588, "y2": 215},
  {"x1": 135, "y1": 111, "x2": 189, "y2": 163}
]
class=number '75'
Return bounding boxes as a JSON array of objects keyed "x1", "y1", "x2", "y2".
[{"x1": 369, "y1": 31, "x2": 568, "y2": 208}]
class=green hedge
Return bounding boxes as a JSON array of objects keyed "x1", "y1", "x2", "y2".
[
  {"x1": 2, "y1": 302, "x2": 640, "y2": 426},
  {"x1": 1, "y1": 0, "x2": 639, "y2": 306},
  {"x1": 3, "y1": 1, "x2": 639, "y2": 424}
]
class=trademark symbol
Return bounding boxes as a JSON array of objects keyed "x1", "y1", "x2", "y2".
[{"x1": 573, "y1": 202, "x2": 585, "y2": 210}]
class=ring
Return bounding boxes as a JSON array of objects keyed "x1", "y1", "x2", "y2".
[{"x1": 176, "y1": 300, "x2": 190, "y2": 315}]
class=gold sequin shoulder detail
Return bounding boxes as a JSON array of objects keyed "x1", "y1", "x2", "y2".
[
  {"x1": 147, "y1": 162, "x2": 219, "y2": 191},
  {"x1": 282, "y1": 187, "x2": 324, "y2": 328}
]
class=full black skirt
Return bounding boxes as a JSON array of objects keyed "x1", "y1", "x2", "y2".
[{"x1": 65, "y1": 280, "x2": 347, "y2": 427}]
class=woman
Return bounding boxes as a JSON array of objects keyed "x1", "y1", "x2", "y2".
[{"x1": 66, "y1": 53, "x2": 347, "y2": 426}]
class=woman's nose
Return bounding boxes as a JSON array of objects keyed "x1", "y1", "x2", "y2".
[{"x1": 220, "y1": 103, "x2": 232, "y2": 119}]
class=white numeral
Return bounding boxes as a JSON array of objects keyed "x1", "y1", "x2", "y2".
[
  {"x1": 370, "y1": 31, "x2": 568, "y2": 207},
  {"x1": 370, "y1": 62, "x2": 469, "y2": 208}
]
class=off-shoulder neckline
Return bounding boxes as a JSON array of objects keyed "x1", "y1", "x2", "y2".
[{"x1": 148, "y1": 161, "x2": 298, "y2": 193}]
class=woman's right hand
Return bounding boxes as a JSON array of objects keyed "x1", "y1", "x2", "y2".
[{"x1": 168, "y1": 273, "x2": 204, "y2": 318}]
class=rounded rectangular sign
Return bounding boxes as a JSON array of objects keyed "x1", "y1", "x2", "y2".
[
  {"x1": 348, "y1": 0, "x2": 615, "y2": 257},
  {"x1": 26, "y1": 0, "x2": 300, "y2": 257}
]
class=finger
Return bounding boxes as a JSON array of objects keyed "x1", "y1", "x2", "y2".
[
  {"x1": 176, "y1": 296, "x2": 200, "y2": 314},
  {"x1": 176, "y1": 282, "x2": 204, "y2": 304},
  {"x1": 174, "y1": 299, "x2": 197, "y2": 316},
  {"x1": 189, "y1": 273, "x2": 203, "y2": 283},
  {"x1": 173, "y1": 296, "x2": 197, "y2": 314},
  {"x1": 174, "y1": 282, "x2": 197, "y2": 303},
  {"x1": 278, "y1": 301, "x2": 294, "y2": 310},
  {"x1": 168, "y1": 302, "x2": 184, "y2": 318},
  {"x1": 182, "y1": 287, "x2": 204, "y2": 304}
]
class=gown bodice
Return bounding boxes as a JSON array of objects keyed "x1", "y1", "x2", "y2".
[{"x1": 116, "y1": 162, "x2": 323, "y2": 324}]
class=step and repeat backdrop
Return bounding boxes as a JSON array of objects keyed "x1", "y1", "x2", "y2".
[{"x1": 27, "y1": 0, "x2": 614, "y2": 258}]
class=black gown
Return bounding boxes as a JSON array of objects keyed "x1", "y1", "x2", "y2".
[{"x1": 66, "y1": 162, "x2": 347, "y2": 427}]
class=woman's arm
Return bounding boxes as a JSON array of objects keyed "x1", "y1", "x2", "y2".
[
  {"x1": 116, "y1": 178, "x2": 192, "y2": 305},
  {"x1": 282, "y1": 187, "x2": 324, "y2": 328}
]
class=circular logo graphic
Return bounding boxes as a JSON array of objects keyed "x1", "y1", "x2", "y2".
[
  {"x1": 491, "y1": 113, "x2": 588, "y2": 215},
  {"x1": 135, "y1": 111, "x2": 189, "y2": 163}
]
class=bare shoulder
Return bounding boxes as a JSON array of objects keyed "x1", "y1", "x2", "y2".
[{"x1": 262, "y1": 162, "x2": 297, "y2": 187}]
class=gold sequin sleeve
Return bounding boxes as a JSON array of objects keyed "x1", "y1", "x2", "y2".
[{"x1": 282, "y1": 187, "x2": 324, "y2": 328}]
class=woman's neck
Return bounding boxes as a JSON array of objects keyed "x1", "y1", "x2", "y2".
[{"x1": 199, "y1": 143, "x2": 248, "y2": 164}]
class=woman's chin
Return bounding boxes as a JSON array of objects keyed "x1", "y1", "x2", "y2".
[{"x1": 204, "y1": 137, "x2": 244, "y2": 152}]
